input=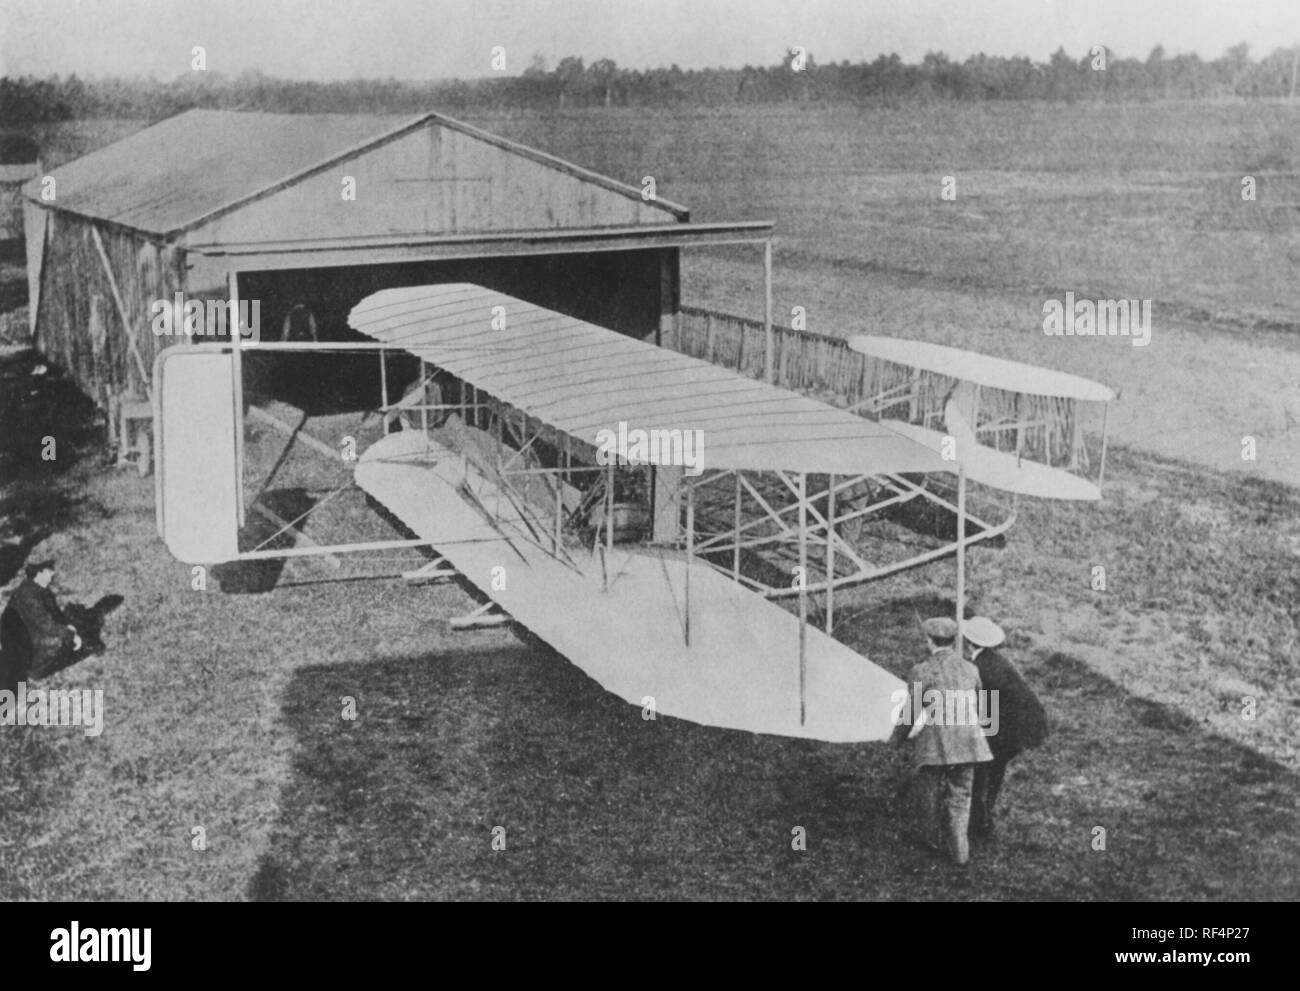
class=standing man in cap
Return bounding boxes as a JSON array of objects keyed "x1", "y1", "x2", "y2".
[
  {"x1": 890, "y1": 615, "x2": 993, "y2": 865},
  {"x1": 963, "y1": 616, "x2": 1048, "y2": 837},
  {"x1": 0, "y1": 560, "x2": 81, "y2": 694}
]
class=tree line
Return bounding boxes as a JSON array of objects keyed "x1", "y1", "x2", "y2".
[{"x1": 2, "y1": 43, "x2": 1298, "y2": 124}]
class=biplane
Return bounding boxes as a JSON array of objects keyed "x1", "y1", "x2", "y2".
[{"x1": 152, "y1": 284, "x2": 1113, "y2": 743}]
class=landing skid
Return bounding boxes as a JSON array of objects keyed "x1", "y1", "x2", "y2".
[
  {"x1": 402, "y1": 557, "x2": 457, "y2": 585},
  {"x1": 449, "y1": 600, "x2": 510, "y2": 629},
  {"x1": 402, "y1": 557, "x2": 507, "y2": 628}
]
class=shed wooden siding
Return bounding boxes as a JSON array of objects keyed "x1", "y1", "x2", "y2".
[
  {"x1": 188, "y1": 122, "x2": 666, "y2": 246},
  {"x1": 23, "y1": 199, "x2": 48, "y2": 337},
  {"x1": 34, "y1": 212, "x2": 186, "y2": 399}
]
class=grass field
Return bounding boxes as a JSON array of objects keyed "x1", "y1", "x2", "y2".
[
  {"x1": 464, "y1": 102, "x2": 1300, "y2": 484},
  {"x1": 1, "y1": 102, "x2": 1298, "y2": 900}
]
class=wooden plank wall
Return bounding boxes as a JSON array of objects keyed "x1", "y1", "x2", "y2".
[
  {"x1": 22, "y1": 199, "x2": 48, "y2": 338},
  {"x1": 35, "y1": 214, "x2": 186, "y2": 401},
  {"x1": 190, "y1": 122, "x2": 665, "y2": 246}
]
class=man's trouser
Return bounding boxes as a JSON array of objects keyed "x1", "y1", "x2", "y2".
[
  {"x1": 914, "y1": 763, "x2": 978, "y2": 865},
  {"x1": 971, "y1": 753, "x2": 1016, "y2": 833},
  {"x1": 3, "y1": 635, "x2": 72, "y2": 687},
  {"x1": 30, "y1": 641, "x2": 79, "y2": 680}
]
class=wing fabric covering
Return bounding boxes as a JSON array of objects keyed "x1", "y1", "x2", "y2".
[
  {"x1": 355, "y1": 431, "x2": 906, "y2": 742},
  {"x1": 348, "y1": 284, "x2": 951, "y2": 479}
]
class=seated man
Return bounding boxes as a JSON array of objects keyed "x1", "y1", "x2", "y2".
[{"x1": 0, "y1": 560, "x2": 81, "y2": 693}]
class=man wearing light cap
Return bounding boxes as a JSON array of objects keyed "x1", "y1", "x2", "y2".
[
  {"x1": 963, "y1": 616, "x2": 1048, "y2": 837},
  {"x1": 890, "y1": 615, "x2": 992, "y2": 865}
]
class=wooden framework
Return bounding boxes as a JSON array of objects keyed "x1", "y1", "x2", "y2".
[{"x1": 682, "y1": 467, "x2": 1009, "y2": 602}]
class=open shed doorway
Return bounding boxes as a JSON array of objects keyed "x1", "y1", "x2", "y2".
[{"x1": 237, "y1": 248, "x2": 668, "y2": 417}]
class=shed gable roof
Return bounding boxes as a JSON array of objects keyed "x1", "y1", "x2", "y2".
[{"x1": 24, "y1": 108, "x2": 687, "y2": 238}]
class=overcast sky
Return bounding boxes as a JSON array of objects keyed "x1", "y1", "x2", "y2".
[{"x1": 1, "y1": 0, "x2": 1296, "y2": 80}]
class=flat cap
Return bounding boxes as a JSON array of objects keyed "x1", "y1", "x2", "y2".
[
  {"x1": 963, "y1": 616, "x2": 1006, "y2": 648},
  {"x1": 922, "y1": 616, "x2": 958, "y2": 640}
]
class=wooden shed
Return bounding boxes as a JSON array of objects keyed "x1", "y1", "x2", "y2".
[{"x1": 21, "y1": 109, "x2": 774, "y2": 412}]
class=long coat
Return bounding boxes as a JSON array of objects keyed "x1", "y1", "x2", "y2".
[
  {"x1": 970, "y1": 646, "x2": 1048, "y2": 759},
  {"x1": 890, "y1": 646, "x2": 993, "y2": 768},
  {"x1": 0, "y1": 579, "x2": 75, "y2": 688}
]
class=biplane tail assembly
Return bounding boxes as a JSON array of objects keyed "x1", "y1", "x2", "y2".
[{"x1": 848, "y1": 334, "x2": 1115, "y2": 501}]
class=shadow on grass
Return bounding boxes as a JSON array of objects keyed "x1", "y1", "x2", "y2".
[
  {"x1": 247, "y1": 593, "x2": 1300, "y2": 901},
  {"x1": 0, "y1": 348, "x2": 102, "y2": 481},
  {"x1": 214, "y1": 488, "x2": 321, "y2": 594},
  {"x1": 0, "y1": 347, "x2": 106, "y2": 584}
]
